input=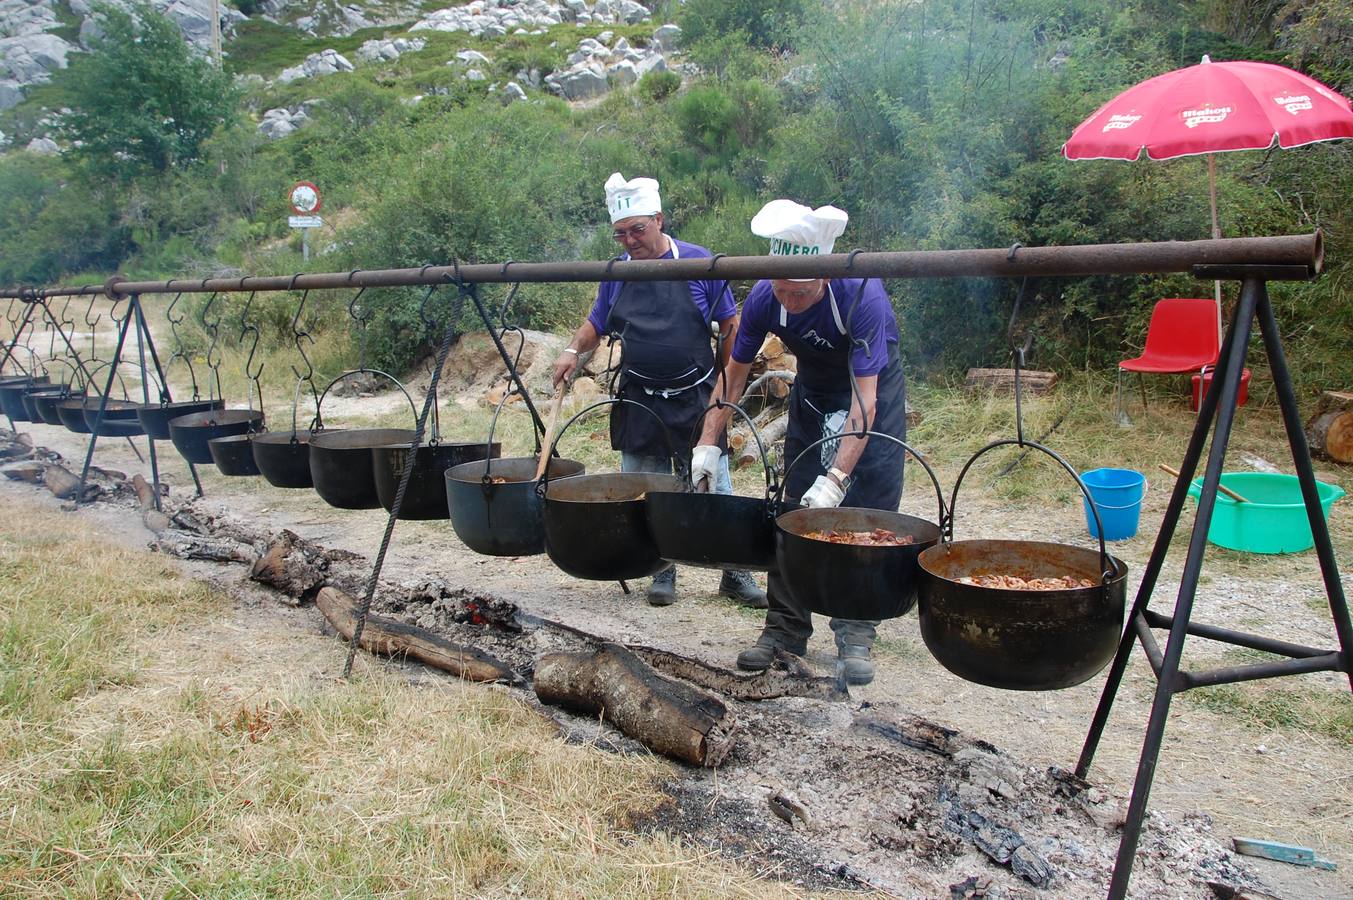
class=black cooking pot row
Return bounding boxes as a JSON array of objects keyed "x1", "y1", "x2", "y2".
[
  {"x1": 166, "y1": 416, "x2": 504, "y2": 520},
  {"x1": 443, "y1": 426, "x2": 1128, "y2": 693}
]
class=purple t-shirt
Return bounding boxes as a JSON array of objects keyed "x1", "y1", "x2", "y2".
[
  {"x1": 586, "y1": 237, "x2": 737, "y2": 336},
  {"x1": 732, "y1": 278, "x2": 899, "y2": 376}
]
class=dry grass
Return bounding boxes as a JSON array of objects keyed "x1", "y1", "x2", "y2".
[{"x1": 0, "y1": 499, "x2": 803, "y2": 898}]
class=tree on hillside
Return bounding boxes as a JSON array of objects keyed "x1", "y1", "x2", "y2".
[{"x1": 56, "y1": 2, "x2": 238, "y2": 182}]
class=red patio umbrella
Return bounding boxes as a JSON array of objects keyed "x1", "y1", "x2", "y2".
[{"x1": 1063, "y1": 56, "x2": 1353, "y2": 335}]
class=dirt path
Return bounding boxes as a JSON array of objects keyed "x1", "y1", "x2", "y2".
[{"x1": 6, "y1": 409, "x2": 1351, "y2": 899}]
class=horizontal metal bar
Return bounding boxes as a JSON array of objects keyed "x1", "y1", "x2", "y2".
[
  {"x1": 1141, "y1": 608, "x2": 1332, "y2": 659},
  {"x1": 1191, "y1": 263, "x2": 1316, "y2": 281},
  {"x1": 1178, "y1": 652, "x2": 1344, "y2": 690},
  {"x1": 1133, "y1": 613, "x2": 1165, "y2": 676},
  {"x1": 1, "y1": 233, "x2": 1323, "y2": 299}
]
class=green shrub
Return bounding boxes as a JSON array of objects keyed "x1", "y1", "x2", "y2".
[{"x1": 638, "y1": 69, "x2": 682, "y2": 102}]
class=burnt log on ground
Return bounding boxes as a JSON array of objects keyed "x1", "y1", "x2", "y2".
[
  {"x1": 152, "y1": 532, "x2": 257, "y2": 563},
  {"x1": 2, "y1": 460, "x2": 46, "y2": 483},
  {"x1": 630, "y1": 644, "x2": 846, "y2": 702},
  {"x1": 250, "y1": 529, "x2": 337, "y2": 603},
  {"x1": 534, "y1": 642, "x2": 738, "y2": 767},
  {"x1": 42, "y1": 463, "x2": 100, "y2": 501},
  {"x1": 316, "y1": 586, "x2": 518, "y2": 684}
]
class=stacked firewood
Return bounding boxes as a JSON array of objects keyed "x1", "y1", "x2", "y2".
[{"x1": 728, "y1": 335, "x2": 795, "y2": 470}]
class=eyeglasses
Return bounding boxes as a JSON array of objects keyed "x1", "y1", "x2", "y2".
[{"x1": 611, "y1": 219, "x2": 654, "y2": 242}]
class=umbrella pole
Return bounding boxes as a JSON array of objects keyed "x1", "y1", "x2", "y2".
[{"x1": 1208, "y1": 153, "x2": 1223, "y2": 344}]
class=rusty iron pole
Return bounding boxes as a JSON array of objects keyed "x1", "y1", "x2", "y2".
[{"x1": 1, "y1": 233, "x2": 1323, "y2": 299}]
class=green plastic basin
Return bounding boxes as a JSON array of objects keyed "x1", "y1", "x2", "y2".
[{"x1": 1187, "y1": 472, "x2": 1345, "y2": 554}]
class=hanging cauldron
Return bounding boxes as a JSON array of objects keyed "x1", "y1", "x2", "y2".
[
  {"x1": 540, "y1": 399, "x2": 683, "y2": 581},
  {"x1": 371, "y1": 439, "x2": 502, "y2": 520},
  {"x1": 83, "y1": 398, "x2": 147, "y2": 437},
  {"x1": 915, "y1": 439, "x2": 1128, "y2": 691},
  {"x1": 644, "y1": 404, "x2": 777, "y2": 572},
  {"x1": 209, "y1": 433, "x2": 263, "y2": 477},
  {"x1": 365, "y1": 385, "x2": 502, "y2": 520},
  {"x1": 445, "y1": 387, "x2": 585, "y2": 555},
  {"x1": 252, "y1": 430, "x2": 320, "y2": 489},
  {"x1": 310, "y1": 428, "x2": 412, "y2": 509},
  {"x1": 250, "y1": 380, "x2": 324, "y2": 489},
  {"x1": 446, "y1": 456, "x2": 586, "y2": 556},
  {"x1": 138, "y1": 398, "x2": 225, "y2": 441},
  {"x1": 307, "y1": 369, "x2": 420, "y2": 510},
  {"x1": 773, "y1": 432, "x2": 946, "y2": 620},
  {"x1": 168, "y1": 408, "x2": 266, "y2": 465},
  {"x1": 22, "y1": 385, "x2": 73, "y2": 424},
  {"x1": 0, "y1": 374, "x2": 51, "y2": 422}
]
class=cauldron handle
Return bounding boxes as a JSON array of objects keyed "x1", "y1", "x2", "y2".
[
  {"x1": 774, "y1": 429, "x2": 948, "y2": 535},
  {"x1": 948, "y1": 439, "x2": 1113, "y2": 584},
  {"x1": 312, "y1": 368, "x2": 418, "y2": 434},
  {"x1": 475, "y1": 386, "x2": 518, "y2": 493},
  {"x1": 536, "y1": 397, "x2": 683, "y2": 498},
  {"x1": 688, "y1": 401, "x2": 778, "y2": 503}
]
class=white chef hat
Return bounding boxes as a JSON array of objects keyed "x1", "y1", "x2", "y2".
[
  {"x1": 751, "y1": 200, "x2": 848, "y2": 279},
  {"x1": 605, "y1": 172, "x2": 662, "y2": 223}
]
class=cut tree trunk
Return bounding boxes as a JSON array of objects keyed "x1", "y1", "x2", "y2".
[
  {"x1": 734, "y1": 412, "x2": 788, "y2": 470},
  {"x1": 1305, "y1": 390, "x2": 1353, "y2": 464},
  {"x1": 42, "y1": 464, "x2": 99, "y2": 501},
  {"x1": 251, "y1": 529, "x2": 334, "y2": 602},
  {"x1": 534, "y1": 642, "x2": 738, "y2": 767},
  {"x1": 316, "y1": 586, "x2": 517, "y2": 684},
  {"x1": 965, "y1": 368, "x2": 1058, "y2": 395}
]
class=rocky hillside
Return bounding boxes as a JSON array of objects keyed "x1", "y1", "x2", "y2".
[{"x1": 3, "y1": 0, "x2": 681, "y2": 149}]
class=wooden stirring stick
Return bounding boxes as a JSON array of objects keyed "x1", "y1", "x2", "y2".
[
  {"x1": 534, "y1": 381, "x2": 568, "y2": 481},
  {"x1": 1158, "y1": 463, "x2": 1251, "y2": 503}
]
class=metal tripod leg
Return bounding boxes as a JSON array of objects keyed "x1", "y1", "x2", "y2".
[{"x1": 1098, "y1": 278, "x2": 1258, "y2": 900}]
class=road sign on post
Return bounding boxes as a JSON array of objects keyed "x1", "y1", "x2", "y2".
[{"x1": 288, "y1": 181, "x2": 323, "y2": 261}]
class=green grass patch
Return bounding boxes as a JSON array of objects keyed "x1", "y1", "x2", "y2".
[
  {"x1": 1184, "y1": 683, "x2": 1353, "y2": 744},
  {"x1": 0, "y1": 497, "x2": 796, "y2": 897},
  {"x1": 224, "y1": 19, "x2": 387, "y2": 76}
]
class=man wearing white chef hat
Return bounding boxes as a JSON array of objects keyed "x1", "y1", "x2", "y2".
[
  {"x1": 694, "y1": 199, "x2": 908, "y2": 686},
  {"x1": 552, "y1": 173, "x2": 766, "y2": 609}
]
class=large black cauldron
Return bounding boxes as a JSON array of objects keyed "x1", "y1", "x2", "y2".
[{"x1": 446, "y1": 456, "x2": 586, "y2": 556}]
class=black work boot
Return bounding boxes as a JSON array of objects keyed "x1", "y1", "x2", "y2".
[
  {"x1": 646, "y1": 566, "x2": 677, "y2": 606},
  {"x1": 837, "y1": 643, "x2": 875, "y2": 686},
  {"x1": 718, "y1": 570, "x2": 768, "y2": 608},
  {"x1": 736, "y1": 633, "x2": 806, "y2": 671}
]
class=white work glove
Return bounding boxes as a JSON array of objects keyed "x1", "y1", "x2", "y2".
[
  {"x1": 802, "y1": 474, "x2": 845, "y2": 509},
  {"x1": 690, "y1": 444, "x2": 721, "y2": 490}
]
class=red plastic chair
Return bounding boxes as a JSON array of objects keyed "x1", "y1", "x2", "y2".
[{"x1": 1117, "y1": 298, "x2": 1220, "y2": 421}]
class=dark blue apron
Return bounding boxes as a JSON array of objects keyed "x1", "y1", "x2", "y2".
[
  {"x1": 779, "y1": 284, "x2": 906, "y2": 509},
  {"x1": 604, "y1": 275, "x2": 718, "y2": 461}
]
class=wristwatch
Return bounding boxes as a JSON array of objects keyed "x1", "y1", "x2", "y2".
[{"x1": 827, "y1": 466, "x2": 852, "y2": 491}]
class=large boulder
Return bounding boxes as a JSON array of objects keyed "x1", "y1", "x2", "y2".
[
  {"x1": 26, "y1": 137, "x2": 60, "y2": 155},
  {"x1": 277, "y1": 48, "x2": 354, "y2": 83},
  {"x1": 546, "y1": 63, "x2": 608, "y2": 101},
  {"x1": 0, "y1": 80, "x2": 24, "y2": 111},
  {"x1": 652, "y1": 23, "x2": 681, "y2": 51},
  {"x1": 0, "y1": 33, "x2": 74, "y2": 85}
]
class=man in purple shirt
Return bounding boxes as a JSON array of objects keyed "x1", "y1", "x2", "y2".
[
  {"x1": 694, "y1": 200, "x2": 908, "y2": 686},
  {"x1": 551, "y1": 173, "x2": 765, "y2": 608}
]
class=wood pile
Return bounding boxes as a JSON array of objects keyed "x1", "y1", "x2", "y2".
[
  {"x1": 965, "y1": 368, "x2": 1058, "y2": 395},
  {"x1": 1305, "y1": 390, "x2": 1353, "y2": 464},
  {"x1": 728, "y1": 335, "x2": 795, "y2": 469}
]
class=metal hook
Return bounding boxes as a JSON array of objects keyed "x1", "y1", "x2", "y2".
[
  {"x1": 346, "y1": 284, "x2": 372, "y2": 372},
  {"x1": 166, "y1": 291, "x2": 185, "y2": 325},
  {"x1": 289, "y1": 276, "x2": 316, "y2": 385},
  {"x1": 495, "y1": 282, "x2": 522, "y2": 330},
  {"x1": 417, "y1": 273, "x2": 441, "y2": 331},
  {"x1": 239, "y1": 290, "x2": 264, "y2": 383},
  {"x1": 1007, "y1": 276, "x2": 1035, "y2": 358}
]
